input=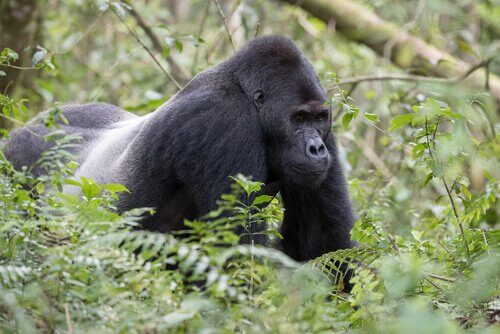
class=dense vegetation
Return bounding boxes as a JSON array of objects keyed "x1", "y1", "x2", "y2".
[{"x1": 0, "y1": 0, "x2": 498, "y2": 332}]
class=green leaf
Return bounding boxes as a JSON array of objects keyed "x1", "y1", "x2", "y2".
[
  {"x1": 64, "y1": 179, "x2": 82, "y2": 187},
  {"x1": 44, "y1": 61, "x2": 56, "y2": 71},
  {"x1": 161, "y1": 310, "x2": 196, "y2": 326},
  {"x1": 266, "y1": 228, "x2": 284, "y2": 239},
  {"x1": 157, "y1": 24, "x2": 171, "y2": 32},
  {"x1": 102, "y1": 183, "x2": 129, "y2": 194},
  {"x1": 364, "y1": 112, "x2": 378, "y2": 122},
  {"x1": 231, "y1": 174, "x2": 262, "y2": 197},
  {"x1": 420, "y1": 172, "x2": 434, "y2": 188},
  {"x1": 342, "y1": 112, "x2": 354, "y2": 129},
  {"x1": 175, "y1": 40, "x2": 183, "y2": 53},
  {"x1": 461, "y1": 184, "x2": 472, "y2": 200},
  {"x1": 252, "y1": 195, "x2": 273, "y2": 206},
  {"x1": 307, "y1": 17, "x2": 326, "y2": 31},
  {"x1": 35, "y1": 182, "x2": 45, "y2": 194},
  {"x1": 411, "y1": 230, "x2": 423, "y2": 241},
  {"x1": 162, "y1": 46, "x2": 171, "y2": 58},
  {"x1": 364, "y1": 89, "x2": 376, "y2": 100},
  {"x1": 80, "y1": 177, "x2": 101, "y2": 200},
  {"x1": 0, "y1": 48, "x2": 19, "y2": 63},
  {"x1": 412, "y1": 143, "x2": 427, "y2": 159},
  {"x1": 390, "y1": 114, "x2": 414, "y2": 130}
]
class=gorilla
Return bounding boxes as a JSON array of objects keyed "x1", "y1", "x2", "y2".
[{"x1": 3, "y1": 36, "x2": 355, "y2": 262}]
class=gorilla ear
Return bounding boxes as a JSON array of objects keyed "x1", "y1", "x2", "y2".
[{"x1": 253, "y1": 90, "x2": 265, "y2": 110}]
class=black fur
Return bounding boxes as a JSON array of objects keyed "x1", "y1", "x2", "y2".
[{"x1": 3, "y1": 36, "x2": 355, "y2": 262}]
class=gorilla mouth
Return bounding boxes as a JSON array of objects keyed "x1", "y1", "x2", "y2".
[{"x1": 291, "y1": 166, "x2": 327, "y2": 176}]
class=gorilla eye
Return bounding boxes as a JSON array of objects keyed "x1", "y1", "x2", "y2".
[
  {"x1": 294, "y1": 113, "x2": 305, "y2": 124},
  {"x1": 315, "y1": 112, "x2": 328, "y2": 122},
  {"x1": 253, "y1": 90, "x2": 265, "y2": 109}
]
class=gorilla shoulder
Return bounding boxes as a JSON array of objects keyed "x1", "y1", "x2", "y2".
[{"x1": 35, "y1": 103, "x2": 137, "y2": 129}]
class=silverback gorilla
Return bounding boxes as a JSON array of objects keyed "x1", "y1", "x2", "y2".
[{"x1": 3, "y1": 36, "x2": 355, "y2": 262}]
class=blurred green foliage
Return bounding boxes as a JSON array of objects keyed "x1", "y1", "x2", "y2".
[{"x1": 0, "y1": 0, "x2": 499, "y2": 332}]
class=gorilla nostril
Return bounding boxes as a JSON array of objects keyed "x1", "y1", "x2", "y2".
[
  {"x1": 309, "y1": 145, "x2": 318, "y2": 156},
  {"x1": 306, "y1": 138, "x2": 328, "y2": 160}
]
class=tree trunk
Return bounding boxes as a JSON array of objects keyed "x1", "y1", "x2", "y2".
[
  {"x1": 280, "y1": 0, "x2": 500, "y2": 101},
  {"x1": 0, "y1": 0, "x2": 37, "y2": 128}
]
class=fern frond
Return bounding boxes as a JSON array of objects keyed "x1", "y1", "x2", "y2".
[
  {"x1": 311, "y1": 247, "x2": 380, "y2": 280},
  {"x1": 0, "y1": 265, "x2": 32, "y2": 286}
]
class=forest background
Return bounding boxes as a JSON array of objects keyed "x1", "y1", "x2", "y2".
[{"x1": 0, "y1": 0, "x2": 498, "y2": 332}]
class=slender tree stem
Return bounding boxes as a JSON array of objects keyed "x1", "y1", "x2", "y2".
[
  {"x1": 213, "y1": 0, "x2": 236, "y2": 51},
  {"x1": 111, "y1": 6, "x2": 182, "y2": 90},
  {"x1": 424, "y1": 118, "x2": 470, "y2": 263}
]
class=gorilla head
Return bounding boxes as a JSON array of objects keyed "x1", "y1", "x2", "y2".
[{"x1": 230, "y1": 36, "x2": 333, "y2": 189}]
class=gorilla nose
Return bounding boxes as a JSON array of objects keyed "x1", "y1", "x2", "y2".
[{"x1": 306, "y1": 138, "x2": 328, "y2": 160}]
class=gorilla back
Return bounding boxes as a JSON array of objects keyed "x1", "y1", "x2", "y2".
[{"x1": 3, "y1": 36, "x2": 356, "y2": 262}]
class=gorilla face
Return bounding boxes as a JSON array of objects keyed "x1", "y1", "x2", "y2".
[
  {"x1": 254, "y1": 83, "x2": 333, "y2": 189},
  {"x1": 281, "y1": 101, "x2": 332, "y2": 188},
  {"x1": 262, "y1": 100, "x2": 331, "y2": 189}
]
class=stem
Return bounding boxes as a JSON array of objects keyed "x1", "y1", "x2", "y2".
[
  {"x1": 190, "y1": 0, "x2": 211, "y2": 75},
  {"x1": 120, "y1": 0, "x2": 189, "y2": 85},
  {"x1": 0, "y1": 113, "x2": 43, "y2": 138},
  {"x1": 424, "y1": 118, "x2": 470, "y2": 263},
  {"x1": 64, "y1": 303, "x2": 73, "y2": 334},
  {"x1": 213, "y1": 0, "x2": 236, "y2": 51},
  {"x1": 111, "y1": 6, "x2": 182, "y2": 90}
]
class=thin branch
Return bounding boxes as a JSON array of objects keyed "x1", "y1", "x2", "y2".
[
  {"x1": 51, "y1": 11, "x2": 105, "y2": 56},
  {"x1": 459, "y1": 58, "x2": 494, "y2": 82},
  {"x1": 383, "y1": 0, "x2": 426, "y2": 61},
  {"x1": 330, "y1": 75, "x2": 412, "y2": 154},
  {"x1": 387, "y1": 234, "x2": 400, "y2": 252},
  {"x1": 424, "y1": 118, "x2": 470, "y2": 263},
  {"x1": 336, "y1": 74, "x2": 450, "y2": 86},
  {"x1": 424, "y1": 277, "x2": 447, "y2": 295},
  {"x1": 387, "y1": 230, "x2": 453, "y2": 293},
  {"x1": 120, "y1": 0, "x2": 189, "y2": 85},
  {"x1": 64, "y1": 303, "x2": 73, "y2": 334},
  {"x1": 254, "y1": 21, "x2": 261, "y2": 38},
  {"x1": 281, "y1": 0, "x2": 500, "y2": 100},
  {"x1": 90, "y1": 46, "x2": 143, "y2": 101},
  {"x1": 111, "y1": 6, "x2": 182, "y2": 90},
  {"x1": 190, "y1": 0, "x2": 211, "y2": 74},
  {"x1": 207, "y1": 1, "x2": 241, "y2": 62},
  {"x1": 0, "y1": 10, "x2": 103, "y2": 86},
  {"x1": 332, "y1": 82, "x2": 358, "y2": 122},
  {"x1": 482, "y1": 229, "x2": 491, "y2": 256},
  {"x1": 364, "y1": 120, "x2": 413, "y2": 153},
  {"x1": 0, "y1": 113, "x2": 26, "y2": 126},
  {"x1": 437, "y1": 240, "x2": 457, "y2": 261},
  {"x1": 2, "y1": 81, "x2": 12, "y2": 94},
  {"x1": 442, "y1": 177, "x2": 471, "y2": 263},
  {"x1": 0, "y1": 64, "x2": 36, "y2": 70},
  {"x1": 335, "y1": 58, "x2": 495, "y2": 88},
  {"x1": 213, "y1": 0, "x2": 236, "y2": 51},
  {"x1": 427, "y1": 273, "x2": 455, "y2": 283},
  {"x1": 0, "y1": 113, "x2": 44, "y2": 137},
  {"x1": 353, "y1": 137, "x2": 395, "y2": 181}
]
